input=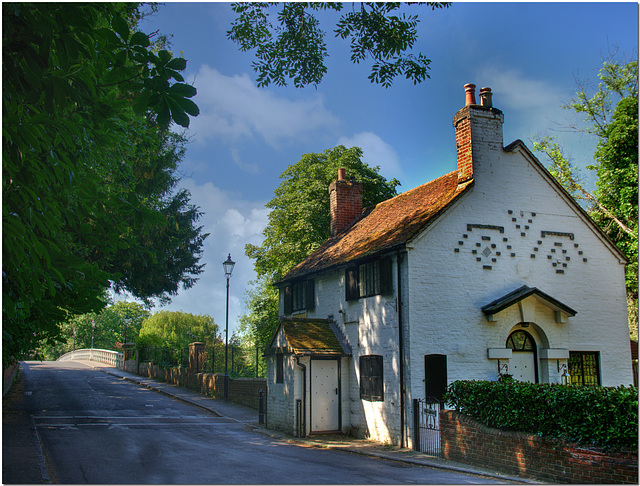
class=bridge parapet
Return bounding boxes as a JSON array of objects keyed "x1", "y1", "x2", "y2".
[{"x1": 57, "y1": 349, "x2": 123, "y2": 369}]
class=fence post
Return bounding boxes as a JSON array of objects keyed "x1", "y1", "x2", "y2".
[
  {"x1": 413, "y1": 399, "x2": 420, "y2": 451},
  {"x1": 189, "y1": 342, "x2": 205, "y2": 374},
  {"x1": 296, "y1": 399, "x2": 302, "y2": 437},
  {"x1": 258, "y1": 389, "x2": 265, "y2": 424}
]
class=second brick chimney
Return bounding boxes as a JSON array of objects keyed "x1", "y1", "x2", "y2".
[
  {"x1": 329, "y1": 168, "x2": 363, "y2": 236},
  {"x1": 453, "y1": 84, "x2": 504, "y2": 184}
]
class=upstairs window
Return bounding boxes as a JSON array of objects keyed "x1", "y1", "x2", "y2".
[
  {"x1": 360, "y1": 355, "x2": 384, "y2": 401},
  {"x1": 359, "y1": 260, "x2": 380, "y2": 297},
  {"x1": 346, "y1": 256, "x2": 393, "y2": 301},
  {"x1": 282, "y1": 279, "x2": 315, "y2": 314}
]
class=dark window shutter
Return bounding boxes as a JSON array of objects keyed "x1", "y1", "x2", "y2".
[
  {"x1": 379, "y1": 256, "x2": 393, "y2": 295},
  {"x1": 276, "y1": 354, "x2": 284, "y2": 383},
  {"x1": 283, "y1": 284, "x2": 293, "y2": 315},
  {"x1": 305, "y1": 280, "x2": 315, "y2": 310},
  {"x1": 346, "y1": 267, "x2": 359, "y2": 301},
  {"x1": 425, "y1": 354, "x2": 447, "y2": 401}
]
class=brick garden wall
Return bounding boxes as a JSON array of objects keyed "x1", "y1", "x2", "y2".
[
  {"x1": 3, "y1": 361, "x2": 19, "y2": 397},
  {"x1": 229, "y1": 378, "x2": 267, "y2": 409},
  {"x1": 440, "y1": 410, "x2": 638, "y2": 484},
  {"x1": 136, "y1": 362, "x2": 266, "y2": 411}
]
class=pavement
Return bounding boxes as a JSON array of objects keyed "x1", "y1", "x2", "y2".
[{"x1": 4, "y1": 361, "x2": 537, "y2": 484}]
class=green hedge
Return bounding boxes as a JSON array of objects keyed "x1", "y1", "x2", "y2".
[{"x1": 444, "y1": 379, "x2": 638, "y2": 449}]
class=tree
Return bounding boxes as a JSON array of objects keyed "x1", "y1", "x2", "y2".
[
  {"x1": 227, "y1": 2, "x2": 451, "y2": 88},
  {"x1": 591, "y1": 94, "x2": 638, "y2": 336},
  {"x1": 247, "y1": 145, "x2": 400, "y2": 281},
  {"x1": 138, "y1": 311, "x2": 221, "y2": 350},
  {"x1": 3, "y1": 3, "x2": 203, "y2": 364},
  {"x1": 533, "y1": 54, "x2": 638, "y2": 337},
  {"x1": 90, "y1": 117, "x2": 209, "y2": 306},
  {"x1": 237, "y1": 279, "x2": 279, "y2": 373},
  {"x1": 38, "y1": 301, "x2": 150, "y2": 360},
  {"x1": 241, "y1": 146, "x2": 400, "y2": 351}
]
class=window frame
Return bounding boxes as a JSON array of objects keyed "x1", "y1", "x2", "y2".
[
  {"x1": 282, "y1": 279, "x2": 315, "y2": 314},
  {"x1": 569, "y1": 351, "x2": 601, "y2": 386},
  {"x1": 346, "y1": 256, "x2": 393, "y2": 301},
  {"x1": 359, "y1": 354, "x2": 384, "y2": 402}
]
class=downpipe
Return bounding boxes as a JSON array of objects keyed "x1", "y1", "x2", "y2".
[
  {"x1": 295, "y1": 356, "x2": 306, "y2": 437},
  {"x1": 397, "y1": 250, "x2": 406, "y2": 448}
]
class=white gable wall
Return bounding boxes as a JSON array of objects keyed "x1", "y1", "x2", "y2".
[{"x1": 405, "y1": 141, "x2": 632, "y2": 397}]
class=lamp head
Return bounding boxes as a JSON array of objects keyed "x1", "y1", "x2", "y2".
[{"x1": 223, "y1": 253, "x2": 235, "y2": 278}]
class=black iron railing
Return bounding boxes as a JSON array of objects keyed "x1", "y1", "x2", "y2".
[
  {"x1": 413, "y1": 397, "x2": 442, "y2": 457},
  {"x1": 137, "y1": 344, "x2": 265, "y2": 377}
]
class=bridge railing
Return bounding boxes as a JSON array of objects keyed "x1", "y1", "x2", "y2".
[{"x1": 57, "y1": 349, "x2": 123, "y2": 369}]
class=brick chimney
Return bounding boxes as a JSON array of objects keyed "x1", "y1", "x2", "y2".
[
  {"x1": 329, "y1": 168, "x2": 363, "y2": 236},
  {"x1": 453, "y1": 84, "x2": 504, "y2": 184}
]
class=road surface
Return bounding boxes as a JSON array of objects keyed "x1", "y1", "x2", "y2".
[{"x1": 7, "y1": 361, "x2": 506, "y2": 484}]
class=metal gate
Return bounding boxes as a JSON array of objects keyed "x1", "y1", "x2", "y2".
[{"x1": 412, "y1": 397, "x2": 442, "y2": 456}]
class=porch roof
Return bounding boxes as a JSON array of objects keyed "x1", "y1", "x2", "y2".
[
  {"x1": 269, "y1": 317, "x2": 351, "y2": 356},
  {"x1": 481, "y1": 285, "x2": 577, "y2": 319}
]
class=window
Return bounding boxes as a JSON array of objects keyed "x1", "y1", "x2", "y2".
[
  {"x1": 569, "y1": 351, "x2": 600, "y2": 386},
  {"x1": 359, "y1": 355, "x2": 384, "y2": 401},
  {"x1": 276, "y1": 353, "x2": 284, "y2": 383},
  {"x1": 346, "y1": 256, "x2": 393, "y2": 301},
  {"x1": 359, "y1": 260, "x2": 380, "y2": 297},
  {"x1": 506, "y1": 330, "x2": 535, "y2": 350},
  {"x1": 282, "y1": 279, "x2": 315, "y2": 314}
]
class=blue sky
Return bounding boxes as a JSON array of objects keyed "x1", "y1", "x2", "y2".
[{"x1": 129, "y1": 2, "x2": 638, "y2": 337}]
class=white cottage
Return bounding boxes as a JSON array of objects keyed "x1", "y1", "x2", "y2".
[{"x1": 265, "y1": 84, "x2": 633, "y2": 447}]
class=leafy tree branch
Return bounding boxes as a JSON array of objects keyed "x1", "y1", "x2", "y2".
[{"x1": 228, "y1": 2, "x2": 450, "y2": 88}]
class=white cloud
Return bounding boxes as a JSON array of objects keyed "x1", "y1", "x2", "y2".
[
  {"x1": 476, "y1": 66, "x2": 598, "y2": 187},
  {"x1": 118, "y1": 177, "x2": 271, "y2": 336},
  {"x1": 477, "y1": 67, "x2": 564, "y2": 112},
  {"x1": 337, "y1": 131, "x2": 403, "y2": 181},
  {"x1": 186, "y1": 65, "x2": 340, "y2": 147},
  {"x1": 475, "y1": 67, "x2": 570, "y2": 134},
  {"x1": 230, "y1": 148, "x2": 260, "y2": 175}
]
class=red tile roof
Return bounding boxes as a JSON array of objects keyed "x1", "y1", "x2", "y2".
[{"x1": 281, "y1": 171, "x2": 473, "y2": 282}]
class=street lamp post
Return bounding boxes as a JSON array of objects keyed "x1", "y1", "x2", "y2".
[{"x1": 223, "y1": 253, "x2": 235, "y2": 401}]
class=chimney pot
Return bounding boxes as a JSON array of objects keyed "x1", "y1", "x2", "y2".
[
  {"x1": 464, "y1": 83, "x2": 477, "y2": 106},
  {"x1": 338, "y1": 168, "x2": 346, "y2": 181},
  {"x1": 479, "y1": 87, "x2": 493, "y2": 108}
]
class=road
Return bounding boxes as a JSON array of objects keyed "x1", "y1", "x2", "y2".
[{"x1": 6, "y1": 361, "x2": 505, "y2": 484}]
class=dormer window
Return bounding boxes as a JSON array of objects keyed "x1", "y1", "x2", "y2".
[{"x1": 282, "y1": 279, "x2": 315, "y2": 315}]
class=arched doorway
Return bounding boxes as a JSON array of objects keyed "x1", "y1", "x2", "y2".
[{"x1": 506, "y1": 329, "x2": 537, "y2": 383}]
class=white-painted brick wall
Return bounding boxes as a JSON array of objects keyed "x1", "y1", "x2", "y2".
[
  {"x1": 270, "y1": 106, "x2": 632, "y2": 447},
  {"x1": 405, "y1": 141, "x2": 632, "y2": 397},
  {"x1": 303, "y1": 262, "x2": 403, "y2": 444}
]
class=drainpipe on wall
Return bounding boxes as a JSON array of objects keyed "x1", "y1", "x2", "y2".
[
  {"x1": 295, "y1": 356, "x2": 306, "y2": 437},
  {"x1": 396, "y1": 250, "x2": 406, "y2": 448}
]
